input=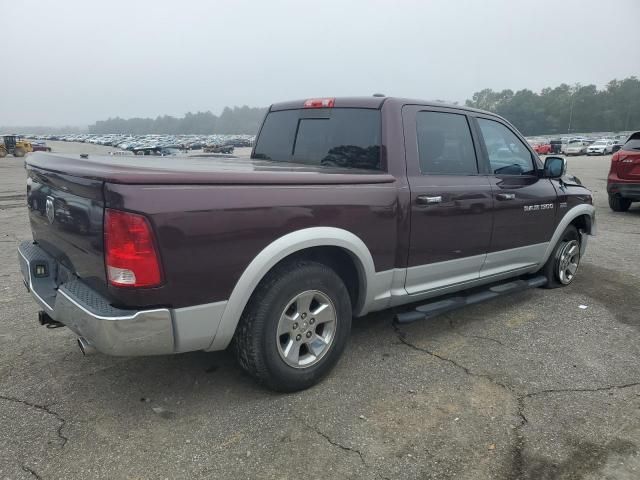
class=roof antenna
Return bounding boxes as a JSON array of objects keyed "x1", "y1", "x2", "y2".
[{"x1": 372, "y1": 93, "x2": 386, "y2": 97}]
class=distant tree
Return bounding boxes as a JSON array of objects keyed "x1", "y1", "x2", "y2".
[
  {"x1": 465, "y1": 77, "x2": 640, "y2": 135},
  {"x1": 88, "y1": 106, "x2": 267, "y2": 134}
]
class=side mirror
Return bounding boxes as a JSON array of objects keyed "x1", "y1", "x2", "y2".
[{"x1": 543, "y1": 156, "x2": 567, "y2": 178}]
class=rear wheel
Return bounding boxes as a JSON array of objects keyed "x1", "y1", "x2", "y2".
[
  {"x1": 234, "y1": 260, "x2": 352, "y2": 392},
  {"x1": 540, "y1": 225, "x2": 581, "y2": 288},
  {"x1": 609, "y1": 194, "x2": 631, "y2": 212}
]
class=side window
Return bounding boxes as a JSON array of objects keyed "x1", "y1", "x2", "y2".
[
  {"x1": 416, "y1": 111, "x2": 478, "y2": 175},
  {"x1": 477, "y1": 118, "x2": 536, "y2": 175}
]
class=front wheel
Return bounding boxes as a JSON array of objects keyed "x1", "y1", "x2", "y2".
[
  {"x1": 540, "y1": 225, "x2": 581, "y2": 288},
  {"x1": 234, "y1": 260, "x2": 352, "y2": 392},
  {"x1": 14, "y1": 148, "x2": 25, "y2": 157}
]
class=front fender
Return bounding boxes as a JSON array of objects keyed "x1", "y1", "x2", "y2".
[{"x1": 541, "y1": 204, "x2": 595, "y2": 264}]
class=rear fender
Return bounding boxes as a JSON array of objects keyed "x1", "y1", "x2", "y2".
[{"x1": 206, "y1": 227, "x2": 378, "y2": 351}]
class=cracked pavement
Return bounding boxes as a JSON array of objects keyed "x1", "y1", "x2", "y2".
[{"x1": 1, "y1": 145, "x2": 639, "y2": 479}]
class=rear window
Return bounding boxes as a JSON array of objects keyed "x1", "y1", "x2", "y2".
[
  {"x1": 253, "y1": 108, "x2": 381, "y2": 170},
  {"x1": 622, "y1": 133, "x2": 640, "y2": 151}
]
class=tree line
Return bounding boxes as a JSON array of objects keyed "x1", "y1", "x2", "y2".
[
  {"x1": 87, "y1": 77, "x2": 640, "y2": 136},
  {"x1": 88, "y1": 105, "x2": 267, "y2": 135},
  {"x1": 465, "y1": 77, "x2": 640, "y2": 136}
]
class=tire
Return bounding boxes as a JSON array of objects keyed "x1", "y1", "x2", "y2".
[
  {"x1": 234, "y1": 259, "x2": 352, "y2": 392},
  {"x1": 0, "y1": 148, "x2": 6, "y2": 158},
  {"x1": 609, "y1": 194, "x2": 631, "y2": 212},
  {"x1": 14, "y1": 148, "x2": 25, "y2": 158},
  {"x1": 540, "y1": 225, "x2": 581, "y2": 289}
]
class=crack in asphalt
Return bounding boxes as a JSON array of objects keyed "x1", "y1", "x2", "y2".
[
  {"x1": 299, "y1": 417, "x2": 366, "y2": 466},
  {"x1": 0, "y1": 395, "x2": 68, "y2": 447},
  {"x1": 392, "y1": 323, "x2": 513, "y2": 391},
  {"x1": 446, "y1": 315, "x2": 519, "y2": 352},
  {"x1": 524, "y1": 382, "x2": 640, "y2": 397},
  {"x1": 21, "y1": 464, "x2": 43, "y2": 480},
  {"x1": 295, "y1": 415, "x2": 391, "y2": 479},
  {"x1": 392, "y1": 323, "x2": 640, "y2": 479}
]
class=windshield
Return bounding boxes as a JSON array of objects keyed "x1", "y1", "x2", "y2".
[
  {"x1": 253, "y1": 108, "x2": 381, "y2": 170},
  {"x1": 593, "y1": 141, "x2": 607, "y2": 145}
]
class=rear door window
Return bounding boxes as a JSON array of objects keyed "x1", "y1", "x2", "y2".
[
  {"x1": 253, "y1": 108, "x2": 381, "y2": 170},
  {"x1": 416, "y1": 111, "x2": 478, "y2": 175}
]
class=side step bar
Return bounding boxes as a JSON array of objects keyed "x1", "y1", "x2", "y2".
[{"x1": 395, "y1": 275, "x2": 548, "y2": 324}]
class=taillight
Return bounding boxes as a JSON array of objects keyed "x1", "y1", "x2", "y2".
[
  {"x1": 303, "y1": 98, "x2": 335, "y2": 108},
  {"x1": 611, "y1": 151, "x2": 620, "y2": 163},
  {"x1": 104, "y1": 209, "x2": 162, "y2": 288}
]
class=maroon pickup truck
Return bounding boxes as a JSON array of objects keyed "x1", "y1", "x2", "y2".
[{"x1": 19, "y1": 97, "x2": 595, "y2": 391}]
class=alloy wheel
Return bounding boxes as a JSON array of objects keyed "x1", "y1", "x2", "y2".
[
  {"x1": 557, "y1": 240, "x2": 580, "y2": 285},
  {"x1": 276, "y1": 290, "x2": 337, "y2": 368}
]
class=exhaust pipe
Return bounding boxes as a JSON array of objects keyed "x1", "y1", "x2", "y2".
[{"x1": 77, "y1": 337, "x2": 97, "y2": 356}]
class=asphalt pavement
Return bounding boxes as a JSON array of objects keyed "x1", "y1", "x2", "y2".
[{"x1": 0, "y1": 145, "x2": 638, "y2": 479}]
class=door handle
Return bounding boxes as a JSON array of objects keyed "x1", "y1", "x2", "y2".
[
  {"x1": 497, "y1": 193, "x2": 516, "y2": 201},
  {"x1": 416, "y1": 195, "x2": 442, "y2": 205}
]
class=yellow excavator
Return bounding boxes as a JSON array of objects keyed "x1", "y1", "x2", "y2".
[{"x1": 0, "y1": 135, "x2": 33, "y2": 158}]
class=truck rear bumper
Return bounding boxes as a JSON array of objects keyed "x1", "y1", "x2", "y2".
[{"x1": 19, "y1": 241, "x2": 175, "y2": 356}]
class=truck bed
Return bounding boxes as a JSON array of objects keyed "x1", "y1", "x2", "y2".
[{"x1": 26, "y1": 152, "x2": 395, "y2": 185}]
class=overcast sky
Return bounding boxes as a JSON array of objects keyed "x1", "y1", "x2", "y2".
[{"x1": 3, "y1": 0, "x2": 639, "y2": 126}]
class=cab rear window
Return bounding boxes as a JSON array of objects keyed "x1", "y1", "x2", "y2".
[{"x1": 253, "y1": 108, "x2": 381, "y2": 170}]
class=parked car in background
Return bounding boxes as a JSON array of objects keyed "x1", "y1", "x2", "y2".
[
  {"x1": 533, "y1": 142, "x2": 552, "y2": 155},
  {"x1": 550, "y1": 139, "x2": 564, "y2": 154},
  {"x1": 611, "y1": 140, "x2": 624, "y2": 153},
  {"x1": 607, "y1": 132, "x2": 640, "y2": 211},
  {"x1": 564, "y1": 141, "x2": 588, "y2": 156},
  {"x1": 204, "y1": 143, "x2": 234, "y2": 154},
  {"x1": 133, "y1": 146, "x2": 181, "y2": 156},
  {"x1": 587, "y1": 139, "x2": 614, "y2": 155},
  {"x1": 30, "y1": 141, "x2": 52, "y2": 152}
]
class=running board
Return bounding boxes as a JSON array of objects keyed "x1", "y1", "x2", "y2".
[{"x1": 394, "y1": 275, "x2": 548, "y2": 324}]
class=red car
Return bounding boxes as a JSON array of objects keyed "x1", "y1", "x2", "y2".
[
  {"x1": 533, "y1": 143, "x2": 552, "y2": 155},
  {"x1": 607, "y1": 132, "x2": 640, "y2": 211}
]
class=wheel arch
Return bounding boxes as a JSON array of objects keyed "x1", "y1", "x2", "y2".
[
  {"x1": 207, "y1": 227, "x2": 377, "y2": 351},
  {"x1": 570, "y1": 213, "x2": 594, "y2": 236},
  {"x1": 541, "y1": 204, "x2": 595, "y2": 265}
]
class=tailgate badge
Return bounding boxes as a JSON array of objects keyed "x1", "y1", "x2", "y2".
[{"x1": 46, "y1": 196, "x2": 55, "y2": 224}]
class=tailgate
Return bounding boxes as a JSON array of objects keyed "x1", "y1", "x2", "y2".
[
  {"x1": 617, "y1": 151, "x2": 640, "y2": 180},
  {"x1": 26, "y1": 165, "x2": 107, "y2": 294}
]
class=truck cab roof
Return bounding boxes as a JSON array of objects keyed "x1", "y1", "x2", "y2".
[{"x1": 269, "y1": 96, "x2": 492, "y2": 117}]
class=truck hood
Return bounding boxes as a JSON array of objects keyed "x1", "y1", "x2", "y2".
[{"x1": 26, "y1": 152, "x2": 395, "y2": 185}]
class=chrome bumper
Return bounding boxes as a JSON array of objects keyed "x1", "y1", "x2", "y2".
[{"x1": 18, "y1": 241, "x2": 174, "y2": 356}]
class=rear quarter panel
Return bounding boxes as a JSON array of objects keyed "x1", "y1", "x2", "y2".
[{"x1": 104, "y1": 182, "x2": 400, "y2": 309}]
